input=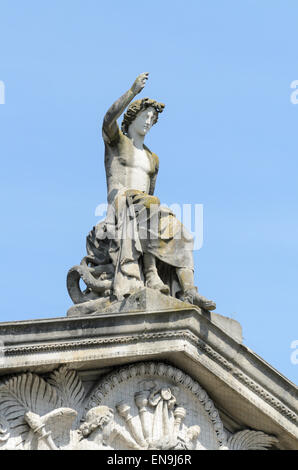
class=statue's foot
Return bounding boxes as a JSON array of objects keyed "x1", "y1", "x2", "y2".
[
  {"x1": 145, "y1": 274, "x2": 170, "y2": 295},
  {"x1": 181, "y1": 288, "x2": 216, "y2": 311}
]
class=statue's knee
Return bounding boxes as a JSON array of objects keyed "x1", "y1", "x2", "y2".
[
  {"x1": 125, "y1": 189, "x2": 143, "y2": 199},
  {"x1": 144, "y1": 195, "x2": 160, "y2": 208}
]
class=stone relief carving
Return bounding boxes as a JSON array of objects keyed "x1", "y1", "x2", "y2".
[
  {"x1": 67, "y1": 73, "x2": 216, "y2": 316},
  {"x1": 0, "y1": 414, "x2": 9, "y2": 443},
  {"x1": 4, "y1": 332, "x2": 297, "y2": 427},
  {"x1": 227, "y1": 430, "x2": 278, "y2": 450},
  {"x1": 87, "y1": 362, "x2": 226, "y2": 450},
  {"x1": 0, "y1": 362, "x2": 277, "y2": 450}
]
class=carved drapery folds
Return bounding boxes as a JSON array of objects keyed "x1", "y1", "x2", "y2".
[{"x1": 0, "y1": 362, "x2": 277, "y2": 450}]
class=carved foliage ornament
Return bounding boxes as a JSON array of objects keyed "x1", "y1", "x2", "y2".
[
  {"x1": 0, "y1": 367, "x2": 84, "y2": 449},
  {"x1": 0, "y1": 362, "x2": 278, "y2": 450}
]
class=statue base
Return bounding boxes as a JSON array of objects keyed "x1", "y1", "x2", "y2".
[{"x1": 67, "y1": 287, "x2": 243, "y2": 343}]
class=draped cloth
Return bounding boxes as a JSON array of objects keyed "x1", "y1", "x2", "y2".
[{"x1": 104, "y1": 189, "x2": 194, "y2": 299}]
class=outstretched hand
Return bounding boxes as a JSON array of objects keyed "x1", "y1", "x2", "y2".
[{"x1": 131, "y1": 72, "x2": 149, "y2": 95}]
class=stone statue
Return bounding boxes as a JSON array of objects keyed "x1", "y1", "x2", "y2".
[{"x1": 67, "y1": 73, "x2": 216, "y2": 314}]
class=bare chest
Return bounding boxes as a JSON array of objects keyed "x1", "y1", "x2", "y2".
[
  {"x1": 121, "y1": 148, "x2": 152, "y2": 174},
  {"x1": 126, "y1": 149, "x2": 151, "y2": 174}
]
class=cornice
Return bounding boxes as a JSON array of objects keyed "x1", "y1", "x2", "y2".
[{"x1": 3, "y1": 328, "x2": 297, "y2": 426}]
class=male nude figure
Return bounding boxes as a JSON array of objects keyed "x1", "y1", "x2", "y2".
[{"x1": 102, "y1": 73, "x2": 216, "y2": 311}]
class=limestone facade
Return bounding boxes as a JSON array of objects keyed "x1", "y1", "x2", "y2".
[{"x1": 0, "y1": 303, "x2": 297, "y2": 450}]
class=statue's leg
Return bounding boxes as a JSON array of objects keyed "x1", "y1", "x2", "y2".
[
  {"x1": 143, "y1": 253, "x2": 170, "y2": 295},
  {"x1": 176, "y1": 268, "x2": 216, "y2": 311}
]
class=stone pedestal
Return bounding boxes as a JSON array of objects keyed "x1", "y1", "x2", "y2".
[
  {"x1": 67, "y1": 288, "x2": 243, "y2": 343},
  {"x1": 0, "y1": 304, "x2": 297, "y2": 450}
]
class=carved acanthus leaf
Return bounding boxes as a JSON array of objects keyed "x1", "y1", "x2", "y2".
[
  {"x1": 228, "y1": 430, "x2": 278, "y2": 450},
  {"x1": 47, "y1": 366, "x2": 85, "y2": 422},
  {"x1": 0, "y1": 373, "x2": 59, "y2": 444}
]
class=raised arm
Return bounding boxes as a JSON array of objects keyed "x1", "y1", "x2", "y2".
[{"x1": 102, "y1": 72, "x2": 149, "y2": 144}]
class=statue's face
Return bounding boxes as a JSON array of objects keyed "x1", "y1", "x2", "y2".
[{"x1": 129, "y1": 106, "x2": 157, "y2": 136}]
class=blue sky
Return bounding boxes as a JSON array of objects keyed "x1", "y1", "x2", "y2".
[{"x1": 0, "y1": 0, "x2": 297, "y2": 384}]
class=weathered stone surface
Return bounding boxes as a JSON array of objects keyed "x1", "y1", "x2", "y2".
[
  {"x1": 0, "y1": 74, "x2": 298, "y2": 450},
  {"x1": 67, "y1": 287, "x2": 187, "y2": 317},
  {"x1": 67, "y1": 73, "x2": 216, "y2": 316},
  {"x1": 67, "y1": 288, "x2": 243, "y2": 343},
  {"x1": 0, "y1": 308, "x2": 297, "y2": 449},
  {"x1": 0, "y1": 73, "x2": 296, "y2": 451},
  {"x1": 0, "y1": 362, "x2": 279, "y2": 450}
]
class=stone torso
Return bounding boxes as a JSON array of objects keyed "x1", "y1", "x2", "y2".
[
  {"x1": 104, "y1": 131, "x2": 158, "y2": 204},
  {"x1": 126, "y1": 146, "x2": 152, "y2": 191}
]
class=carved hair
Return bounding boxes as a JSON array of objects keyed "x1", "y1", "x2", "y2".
[
  {"x1": 121, "y1": 97, "x2": 165, "y2": 135},
  {"x1": 79, "y1": 406, "x2": 114, "y2": 439}
]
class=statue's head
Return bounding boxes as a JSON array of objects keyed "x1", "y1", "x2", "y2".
[
  {"x1": 79, "y1": 406, "x2": 114, "y2": 439},
  {"x1": 121, "y1": 97, "x2": 165, "y2": 136}
]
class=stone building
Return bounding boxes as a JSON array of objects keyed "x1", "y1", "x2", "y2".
[{"x1": 0, "y1": 293, "x2": 297, "y2": 450}]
